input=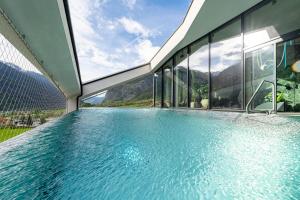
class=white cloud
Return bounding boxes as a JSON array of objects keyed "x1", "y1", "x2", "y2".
[
  {"x1": 94, "y1": 0, "x2": 110, "y2": 8},
  {"x1": 135, "y1": 39, "x2": 160, "y2": 63},
  {"x1": 118, "y1": 17, "x2": 152, "y2": 38},
  {"x1": 122, "y1": 0, "x2": 137, "y2": 10},
  {"x1": 210, "y1": 36, "x2": 242, "y2": 72},
  {"x1": 0, "y1": 34, "x2": 41, "y2": 73},
  {"x1": 69, "y1": 0, "x2": 161, "y2": 82},
  {"x1": 189, "y1": 45, "x2": 209, "y2": 72},
  {"x1": 69, "y1": 0, "x2": 94, "y2": 36}
]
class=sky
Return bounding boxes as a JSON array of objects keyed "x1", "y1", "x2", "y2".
[
  {"x1": 0, "y1": 34, "x2": 41, "y2": 74},
  {"x1": 69, "y1": 0, "x2": 191, "y2": 83}
]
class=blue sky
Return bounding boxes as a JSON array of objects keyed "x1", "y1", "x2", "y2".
[{"x1": 69, "y1": 0, "x2": 191, "y2": 82}]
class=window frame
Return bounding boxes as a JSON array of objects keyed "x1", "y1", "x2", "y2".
[{"x1": 153, "y1": 0, "x2": 300, "y2": 112}]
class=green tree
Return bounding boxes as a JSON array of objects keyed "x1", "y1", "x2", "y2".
[{"x1": 26, "y1": 115, "x2": 33, "y2": 127}]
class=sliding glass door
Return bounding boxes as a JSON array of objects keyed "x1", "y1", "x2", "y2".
[
  {"x1": 210, "y1": 18, "x2": 243, "y2": 109},
  {"x1": 189, "y1": 37, "x2": 209, "y2": 109},
  {"x1": 163, "y1": 60, "x2": 173, "y2": 108},
  {"x1": 174, "y1": 48, "x2": 188, "y2": 108},
  {"x1": 245, "y1": 45, "x2": 275, "y2": 111},
  {"x1": 154, "y1": 70, "x2": 162, "y2": 107}
]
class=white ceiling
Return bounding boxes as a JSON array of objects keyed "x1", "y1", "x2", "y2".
[{"x1": 0, "y1": 0, "x2": 81, "y2": 98}]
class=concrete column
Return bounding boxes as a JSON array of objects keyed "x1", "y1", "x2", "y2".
[{"x1": 66, "y1": 97, "x2": 78, "y2": 113}]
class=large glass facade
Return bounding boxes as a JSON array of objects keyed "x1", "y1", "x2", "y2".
[
  {"x1": 210, "y1": 19, "x2": 243, "y2": 109},
  {"x1": 153, "y1": 0, "x2": 300, "y2": 113},
  {"x1": 245, "y1": 45, "x2": 275, "y2": 111},
  {"x1": 174, "y1": 48, "x2": 188, "y2": 107},
  {"x1": 276, "y1": 37, "x2": 300, "y2": 112},
  {"x1": 154, "y1": 70, "x2": 162, "y2": 107},
  {"x1": 244, "y1": 0, "x2": 300, "y2": 48},
  {"x1": 189, "y1": 37, "x2": 209, "y2": 109},
  {"x1": 163, "y1": 60, "x2": 173, "y2": 108}
]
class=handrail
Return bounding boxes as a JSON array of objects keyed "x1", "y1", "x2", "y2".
[{"x1": 246, "y1": 80, "x2": 276, "y2": 114}]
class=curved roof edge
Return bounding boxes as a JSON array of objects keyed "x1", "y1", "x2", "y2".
[
  {"x1": 150, "y1": 0, "x2": 204, "y2": 71},
  {"x1": 150, "y1": 0, "x2": 263, "y2": 71}
]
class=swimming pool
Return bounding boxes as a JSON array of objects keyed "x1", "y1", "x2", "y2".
[{"x1": 1, "y1": 108, "x2": 300, "y2": 199}]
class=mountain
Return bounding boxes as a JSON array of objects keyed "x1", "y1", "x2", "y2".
[
  {"x1": 0, "y1": 61, "x2": 66, "y2": 111},
  {"x1": 97, "y1": 63, "x2": 241, "y2": 108},
  {"x1": 100, "y1": 74, "x2": 153, "y2": 106}
]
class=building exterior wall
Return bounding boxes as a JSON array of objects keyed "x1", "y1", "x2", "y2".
[{"x1": 154, "y1": 0, "x2": 300, "y2": 113}]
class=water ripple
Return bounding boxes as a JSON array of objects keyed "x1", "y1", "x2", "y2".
[{"x1": 1, "y1": 109, "x2": 300, "y2": 199}]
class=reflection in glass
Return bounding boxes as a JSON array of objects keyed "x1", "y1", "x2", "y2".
[
  {"x1": 210, "y1": 19, "x2": 243, "y2": 109},
  {"x1": 245, "y1": 45, "x2": 275, "y2": 111},
  {"x1": 174, "y1": 48, "x2": 188, "y2": 107},
  {"x1": 276, "y1": 38, "x2": 300, "y2": 112},
  {"x1": 189, "y1": 37, "x2": 209, "y2": 109},
  {"x1": 163, "y1": 60, "x2": 173, "y2": 108},
  {"x1": 154, "y1": 70, "x2": 162, "y2": 107},
  {"x1": 244, "y1": 0, "x2": 300, "y2": 48}
]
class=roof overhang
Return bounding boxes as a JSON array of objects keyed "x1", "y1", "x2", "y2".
[
  {"x1": 150, "y1": 0, "x2": 263, "y2": 71},
  {"x1": 0, "y1": 0, "x2": 81, "y2": 98},
  {"x1": 81, "y1": 64, "x2": 151, "y2": 99},
  {"x1": 0, "y1": 0, "x2": 267, "y2": 100}
]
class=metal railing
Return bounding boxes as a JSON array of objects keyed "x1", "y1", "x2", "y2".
[{"x1": 246, "y1": 80, "x2": 276, "y2": 114}]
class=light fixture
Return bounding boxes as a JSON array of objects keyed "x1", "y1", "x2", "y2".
[{"x1": 291, "y1": 60, "x2": 300, "y2": 73}]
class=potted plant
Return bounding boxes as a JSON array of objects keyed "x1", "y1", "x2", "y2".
[{"x1": 199, "y1": 85, "x2": 209, "y2": 109}]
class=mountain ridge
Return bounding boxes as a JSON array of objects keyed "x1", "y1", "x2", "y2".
[{"x1": 0, "y1": 61, "x2": 66, "y2": 111}]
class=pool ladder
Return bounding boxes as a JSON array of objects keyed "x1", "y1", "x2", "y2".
[{"x1": 246, "y1": 80, "x2": 276, "y2": 114}]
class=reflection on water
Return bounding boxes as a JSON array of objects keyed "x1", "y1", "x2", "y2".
[{"x1": 1, "y1": 109, "x2": 300, "y2": 199}]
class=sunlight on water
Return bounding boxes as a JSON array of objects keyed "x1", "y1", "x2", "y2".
[{"x1": 0, "y1": 109, "x2": 300, "y2": 199}]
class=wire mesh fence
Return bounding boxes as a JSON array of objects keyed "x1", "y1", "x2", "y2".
[{"x1": 0, "y1": 33, "x2": 66, "y2": 142}]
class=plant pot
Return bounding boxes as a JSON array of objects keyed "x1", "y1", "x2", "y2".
[
  {"x1": 190, "y1": 102, "x2": 195, "y2": 108},
  {"x1": 201, "y1": 99, "x2": 209, "y2": 109}
]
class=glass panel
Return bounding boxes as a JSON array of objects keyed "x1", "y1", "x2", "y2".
[
  {"x1": 276, "y1": 38, "x2": 300, "y2": 112},
  {"x1": 154, "y1": 70, "x2": 162, "y2": 107},
  {"x1": 163, "y1": 60, "x2": 173, "y2": 108},
  {"x1": 245, "y1": 45, "x2": 275, "y2": 111},
  {"x1": 244, "y1": 0, "x2": 300, "y2": 48},
  {"x1": 210, "y1": 18, "x2": 243, "y2": 109},
  {"x1": 86, "y1": 74, "x2": 153, "y2": 108},
  {"x1": 174, "y1": 48, "x2": 188, "y2": 107},
  {"x1": 189, "y1": 37, "x2": 209, "y2": 109}
]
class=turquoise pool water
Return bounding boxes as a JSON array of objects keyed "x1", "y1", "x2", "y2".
[{"x1": 1, "y1": 108, "x2": 300, "y2": 199}]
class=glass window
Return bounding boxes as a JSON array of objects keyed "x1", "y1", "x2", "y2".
[
  {"x1": 210, "y1": 18, "x2": 243, "y2": 109},
  {"x1": 154, "y1": 70, "x2": 162, "y2": 107},
  {"x1": 245, "y1": 45, "x2": 275, "y2": 111},
  {"x1": 189, "y1": 37, "x2": 209, "y2": 109},
  {"x1": 244, "y1": 0, "x2": 300, "y2": 48},
  {"x1": 174, "y1": 48, "x2": 188, "y2": 107},
  {"x1": 276, "y1": 38, "x2": 300, "y2": 112},
  {"x1": 163, "y1": 60, "x2": 173, "y2": 108}
]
